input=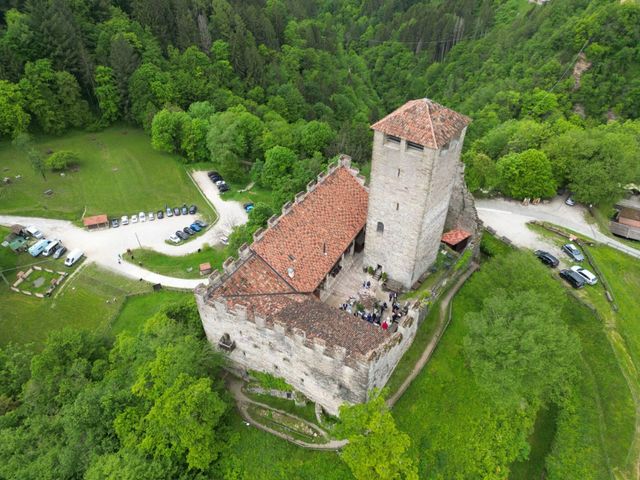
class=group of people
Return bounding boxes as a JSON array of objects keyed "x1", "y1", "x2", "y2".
[{"x1": 337, "y1": 279, "x2": 408, "y2": 331}]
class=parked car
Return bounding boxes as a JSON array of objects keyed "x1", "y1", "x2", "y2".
[
  {"x1": 184, "y1": 226, "x2": 195, "y2": 235},
  {"x1": 220, "y1": 235, "x2": 229, "y2": 245},
  {"x1": 139, "y1": 211, "x2": 146, "y2": 222},
  {"x1": 111, "y1": 218, "x2": 119, "y2": 228},
  {"x1": 188, "y1": 204, "x2": 197, "y2": 214},
  {"x1": 565, "y1": 196, "x2": 576, "y2": 206},
  {"x1": 244, "y1": 202, "x2": 254, "y2": 212},
  {"x1": 562, "y1": 243, "x2": 584, "y2": 262},
  {"x1": 176, "y1": 230, "x2": 188, "y2": 240},
  {"x1": 168, "y1": 234, "x2": 181, "y2": 244},
  {"x1": 53, "y1": 245, "x2": 67, "y2": 259},
  {"x1": 570, "y1": 265, "x2": 598, "y2": 285},
  {"x1": 181, "y1": 204, "x2": 188, "y2": 215},
  {"x1": 194, "y1": 219, "x2": 207, "y2": 228},
  {"x1": 173, "y1": 207, "x2": 181, "y2": 216},
  {"x1": 131, "y1": 214, "x2": 138, "y2": 223},
  {"x1": 157, "y1": 210, "x2": 164, "y2": 219},
  {"x1": 560, "y1": 268, "x2": 586, "y2": 289},
  {"x1": 208, "y1": 171, "x2": 222, "y2": 182},
  {"x1": 26, "y1": 225, "x2": 44, "y2": 239},
  {"x1": 64, "y1": 249, "x2": 84, "y2": 267},
  {"x1": 43, "y1": 240, "x2": 60, "y2": 257},
  {"x1": 218, "y1": 182, "x2": 229, "y2": 193},
  {"x1": 534, "y1": 250, "x2": 559, "y2": 267},
  {"x1": 148, "y1": 212, "x2": 154, "y2": 221},
  {"x1": 121, "y1": 215, "x2": 129, "y2": 225},
  {"x1": 189, "y1": 223, "x2": 202, "y2": 232},
  {"x1": 166, "y1": 206, "x2": 173, "y2": 217}
]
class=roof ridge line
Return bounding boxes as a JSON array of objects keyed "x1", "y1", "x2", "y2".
[
  {"x1": 253, "y1": 251, "x2": 299, "y2": 292},
  {"x1": 426, "y1": 100, "x2": 438, "y2": 149}
]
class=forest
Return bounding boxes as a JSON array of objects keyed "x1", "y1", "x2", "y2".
[
  {"x1": 0, "y1": 0, "x2": 639, "y2": 208},
  {"x1": 1, "y1": 0, "x2": 640, "y2": 478}
]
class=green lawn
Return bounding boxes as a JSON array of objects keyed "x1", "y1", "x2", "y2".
[
  {"x1": 0, "y1": 126, "x2": 216, "y2": 222},
  {"x1": 0, "y1": 262, "x2": 152, "y2": 347},
  {"x1": 111, "y1": 289, "x2": 190, "y2": 334},
  {"x1": 124, "y1": 246, "x2": 229, "y2": 279}
]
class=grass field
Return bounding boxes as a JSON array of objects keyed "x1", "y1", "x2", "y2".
[
  {"x1": 111, "y1": 289, "x2": 190, "y2": 334},
  {"x1": 125, "y1": 246, "x2": 228, "y2": 279},
  {"x1": 0, "y1": 126, "x2": 216, "y2": 222},
  {"x1": 390, "y1": 249, "x2": 633, "y2": 479}
]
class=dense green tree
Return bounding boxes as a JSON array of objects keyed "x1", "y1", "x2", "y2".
[
  {"x1": 95, "y1": 65, "x2": 121, "y2": 124},
  {"x1": 0, "y1": 80, "x2": 30, "y2": 139},
  {"x1": 464, "y1": 290, "x2": 580, "y2": 407},
  {"x1": 337, "y1": 390, "x2": 418, "y2": 480},
  {"x1": 497, "y1": 149, "x2": 557, "y2": 199}
]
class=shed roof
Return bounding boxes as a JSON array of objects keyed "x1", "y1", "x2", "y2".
[
  {"x1": 441, "y1": 229, "x2": 471, "y2": 246},
  {"x1": 83, "y1": 214, "x2": 109, "y2": 227},
  {"x1": 371, "y1": 98, "x2": 471, "y2": 149}
]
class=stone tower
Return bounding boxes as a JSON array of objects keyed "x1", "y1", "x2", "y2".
[{"x1": 363, "y1": 98, "x2": 471, "y2": 289}]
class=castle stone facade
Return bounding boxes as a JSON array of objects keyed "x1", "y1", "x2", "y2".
[
  {"x1": 364, "y1": 99, "x2": 470, "y2": 289},
  {"x1": 195, "y1": 99, "x2": 473, "y2": 415}
]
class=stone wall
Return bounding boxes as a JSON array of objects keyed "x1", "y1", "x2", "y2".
[
  {"x1": 444, "y1": 159, "x2": 481, "y2": 239},
  {"x1": 366, "y1": 311, "x2": 419, "y2": 392},
  {"x1": 195, "y1": 289, "x2": 374, "y2": 416},
  {"x1": 364, "y1": 128, "x2": 467, "y2": 289}
]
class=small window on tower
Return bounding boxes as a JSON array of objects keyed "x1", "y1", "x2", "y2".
[
  {"x1": 385, "y1": 134, "x2": 401, "y2": 145},
  {"x1": 397, "y1": 168, "x2": 401, "y2": 177},
  {"x1": 396, "y1": 203, "x2": 399, "y2": 211},
  {"x1": 407, "y1": 141, "x2": 424, "y2": 152},
  {"x1": 377, "y1": 222, "x2": 384, "y2": 233}
]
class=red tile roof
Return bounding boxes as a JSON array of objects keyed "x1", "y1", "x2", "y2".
[
  {"x1": 83, "y1": 214, "x2": 108, "y2": 227},
  {"x1": 371, "y1": 98, "x2": 471, "y2": 149},
  {"x1": 441, "y1": 229, "x2": 471, "y2": 246},
  {"x1": 252, "y1": 166, "x2": 368, "y2": 292}
]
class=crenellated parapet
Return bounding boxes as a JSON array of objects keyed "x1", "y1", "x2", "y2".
[{"x1": 202, "y1": 294, "x2": 376, "y2": 370}]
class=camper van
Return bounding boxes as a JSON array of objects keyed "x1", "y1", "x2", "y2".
[
  {"x1": 28, "y1": 239, "x2": 51, "y2": 257},
  {"x1": 64, "y1": 249, "x2": 84, "y2": 267},
  {"x1": 42, "y1": 240, "x2": 60, "y2": 257}
]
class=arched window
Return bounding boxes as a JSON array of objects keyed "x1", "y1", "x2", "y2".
[{"x1": 377, "y1": 222, "x2": 384, "y2": 233}]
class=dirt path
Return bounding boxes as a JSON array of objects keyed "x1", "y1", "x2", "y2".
[
  {"x1": 387, "y1": 263, "x2": 478, "y2": 407},
  {"x1": 226, "y1": 375, "x2": 348, "y2": 450}
]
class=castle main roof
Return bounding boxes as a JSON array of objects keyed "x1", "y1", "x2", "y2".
[
  {"x1": 371, "y1": 98, "x2": 471, "y2": 149},
  {"x1": 204, "y1": 161, "x2": 390, "y2": 360},
  {"x1": 252, "y1": 166, "x2": 368, "y2": 292}
]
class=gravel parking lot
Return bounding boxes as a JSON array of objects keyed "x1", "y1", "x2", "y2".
[{"x1": 0, "y1": 171, "x2": 249, "y2": 289}]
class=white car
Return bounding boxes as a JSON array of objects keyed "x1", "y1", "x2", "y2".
[
  {"x1": 131, "y1": 214, "x2": 138, "y2": 223},
  {"x1": 148, "y1": 212, "x2": 154, "y2": 221},
  {"x1": 169, "y1": 234, "x2": 181, "y2": 244},
  {"x1": 570, "y1": 266, "x2": 598, "y2": 285},
  {"x1": 26, "y1": 225, "x2": 44, "y2": 239},
  {"x1": 139, "y1": 211, "x2": 146, "y2": 222},
  {"x1": 121, "y1": 215, "x2": 129, "y2": 226},
  {"x1": 220, "y1": 235, "x2": 229, "y2": 245}
]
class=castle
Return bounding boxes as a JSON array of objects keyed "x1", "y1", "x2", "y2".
[{"x1": 195, "y1": 98, "x2": 475, "y2": 415}]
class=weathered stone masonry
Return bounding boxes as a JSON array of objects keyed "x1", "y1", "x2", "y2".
[{"x1": 195, "y1": 98, "x2": 474, "y2": 415}]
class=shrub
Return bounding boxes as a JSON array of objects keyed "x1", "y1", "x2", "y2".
[
  {"x1": 46, "y1": 150, "x2": 78, "y2": 171},
  {"x1": 249, "y1": 370, "x2": 293, "y2": 392}
]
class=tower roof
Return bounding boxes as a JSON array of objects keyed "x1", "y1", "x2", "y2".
[{"x1": 371, "y1": 98, "x2": 471, "y2": 149}]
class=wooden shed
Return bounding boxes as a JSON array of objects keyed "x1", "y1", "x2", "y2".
[{"x1": 83, "y1": 214, "x2": 109, "y2": 230}]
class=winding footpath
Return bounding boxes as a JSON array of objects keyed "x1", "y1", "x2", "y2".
[{"x1": 0, "y1": 171, "x2": 248, "y2": 289}]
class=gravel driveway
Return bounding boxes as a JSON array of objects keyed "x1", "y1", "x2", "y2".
[
  {"x1": 0, "y1": 171, "x2": 248, "y2": 289},
  {"x1": 476, "y1": 196, "x2": 640, "y2": 260}
]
